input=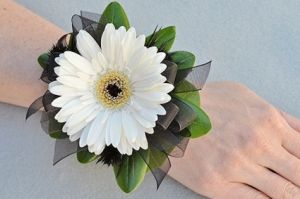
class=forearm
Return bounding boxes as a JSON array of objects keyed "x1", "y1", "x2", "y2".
[{"x1": 0, "y1": 0, "x2": 64, "y2": 107}]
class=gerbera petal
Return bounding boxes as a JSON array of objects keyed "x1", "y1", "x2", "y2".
[
  {"x1": 92, "y1": 121, "x2": 107, "y2": 155},
  {"x1": 109, "y1": 112, "x2": 122, "y2": 147},
  {"x1": 79, "y1": 123, "x2": 92, "y2": 147},
  {"x1": 126, "y1": 145, "x2": 133, "y2": 155},
  {"x1": 134, "y1": 128, "x2": 148, "y2": 150},
  {"x1": 54, "y1": 67, "x2": 72, "y2": 76},
  {"x1": 130, "y1": 63, "x2": 167, "y2": 82},
  {"x1": 56, "y1": 76, "x2": 88, "y2": 90},
  {"x1": 49, "y1": 85, "x2": 83, "y2": 96},
  {"x1": 145, "y1": 128, "x2": 154, "y2": 134},
  {"x1": 105, "y1": 114, "x2": 113, "y2": 145},
  {"x1": 55, "y1": 55, "x2": 76, "y2": 73},
  {"x1": 140, "y1": 133, "x2": 148, "y2": 149},
  {"x1": 69, "y1": 131, "x2": 82, "y2": 142},
  {"x1": 122, "y1": 110, "x2": 139, "y2": 142},
  {"x1": 76, "y1": 71, "x2": 93, "y2": 82},
  {"x1": 155, "y1": 52, "x2": 166, "y2": 63},
  {"x1": 77, "y1": 30, "x2": 101, "y2": 61},
  {"x1": 64, "y1": 51, "x2": 94, "y2": 74},
  {"x1": 51, "y1": 96, "x2": 75, "y2": 108},
  {"x1": 85, "y1": 108, "x2": 100, "y2": 123},
  {"x1": 135, "y1": 34, "x2": 145, "y2": 48},
  {"x1": 134, "y1": 91, "x2": 171, "y2": 104},
  {"x1": 91, "y1": 58, "x2": 102, "y2": 73},
  {"x1": 88, "y1": 144, "x2": 98, "y2": 153},
  {"x1": 48, "y1": 81, "x2": 61, "y2": 89},
  {"x1": 55, "y1": 99, "x2": 84, "y2": 122},
  {"x1": 67, "y1": 120, "x2": 89, "y2": 136},
  {"x1": 101, "y1": 23, "x2": 116, "y2": 65},
  {"x1": 117, "y1": 129, "x2": 127, "y2": 154},
  {"x1": 130, "y1": 97, "x2": 158, "y2": 122},
  {"x1": 130, "y1": 108, "x2": 156, "y2": 128},
  {"x1": 65, "y1": 104, "x2": 96, "y2": 128},
  {"x1": 117, "y1": 26, "x2": 126, "y2": 40},
  {"x1": 94, "y1": 138, "x2": 105, "y2": 155},
  {"x1": 86, "y1": 111, "x2": 109, "y2": 145},
  {"x1": 132, "y1": 75, "x2": 166, "y2": 90}
]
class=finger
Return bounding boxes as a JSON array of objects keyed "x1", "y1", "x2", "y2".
[
  {"x1": 224, "y1": 183, "x2": 269, "y2": 199},
  {"x1": 263, "y1": 148, "x2": 300, "y2": 187},
  {"x1": 282, "y1": 129, "x2": 300, "y2": 159},
  {"x1": 243, "y1": 165, "x2": 300, "y2": 198},
  {"x1": 281, "y1": 110, "x2": 300, "y2": 132}
]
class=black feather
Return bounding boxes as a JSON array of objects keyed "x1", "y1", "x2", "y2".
[{"x1": 97, "y1": 145, "x2": 123, "y2": 166}]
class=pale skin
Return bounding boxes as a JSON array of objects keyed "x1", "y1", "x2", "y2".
[{"x1": 169, "y1": 81, "x2": 300, "y2": 199}]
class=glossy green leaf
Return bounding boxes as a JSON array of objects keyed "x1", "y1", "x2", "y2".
[
  {"x1": 77, "y1": 149, "x2": 98, "y2": 164},
  {"x1": 175, "y1": 96, "x2": 211, "y2": 138},
  {"x1": 99, "y1": 2, "x2": 130, "y2": 30},
  {"x1": 172, "y1": 80, "x2": 200, "y2": 105},
  {"x1": 49, "y1": 131, "x2": 68, "y2": 139},
  {"x1": 113, "y1": 151, "x2": 148, "y2": 193},
  {"x1": 48, "y1": 116, "x2": 68, "y2": 139},
  {"x1": 145, "y1": 26, "x2": 176, "y2": 52},
  {"x1": 186, "y1": 102, "x2": 212, "y2": 138},
  {"x1": 168, "y1": 51, "x2": 195, "y2": 70},
  {"x1": 37, "y1": 53, "x2": 49, "y2": 69},
  {"x1": 173, "y1": 81, "x2": 211, "y2": 138}
]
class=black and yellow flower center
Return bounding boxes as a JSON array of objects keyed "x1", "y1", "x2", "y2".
[{"x1": 96, "y1": 71, "x2": 131, "y2": 109}]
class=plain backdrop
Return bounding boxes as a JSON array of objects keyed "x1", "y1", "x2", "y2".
[{"x1": 1, "y1": 0, "x2": 300, "y2": 198}]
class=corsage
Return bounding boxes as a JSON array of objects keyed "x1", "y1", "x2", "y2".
[{"x1": 26, "y1": 1, "x2": 212, "y2": 193}]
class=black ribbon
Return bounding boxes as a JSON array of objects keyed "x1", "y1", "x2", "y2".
[{"x1": 26, "y1": 11, "x2": 211, "y2": 189}]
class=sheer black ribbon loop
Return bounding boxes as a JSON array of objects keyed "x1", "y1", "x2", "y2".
[
  {"x1": 26, "y1": 96, "x2": 43, "y2": 119},
  {"x1": 149, "y1": 125, "x2": 188, "y2": 158},
  {"x1": 53, "y1": 139, "x2": 82, "y2": 165},
  {"x1": 141, "y1": 123, "x2": 191, "y2": 188},
  {"x1": 138, "y1": 148, "x2": 170, "y2": 189},
  {"x1": 42, "y1": 91, "x2": 58, "y2": 112},
  {"x1": 162, "y1": 60, "x2": 178, "y2": 85},
  {"x1": 157, "y1": 102, "x2": 179, "y2": 130},
  {"x1": 167, "y1": 98, "x2": 197, "y2": 132},
  {"x1": 174, "y1": 61, "x2": 211, "y2": 93},
  {"x1": 26, "y1": 90, "x2": 57, "y2": 120},
  {"x1": 80, "y1": 11, "x2": 101, "y2": 22},
  {"x1": 40, "y1": 110, "x2": 64, "y2": 136}
]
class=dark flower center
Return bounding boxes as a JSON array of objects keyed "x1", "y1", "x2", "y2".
[
  {"x1": 95, "y1": 71, "x2": 131, "y2": 109},
  {"x1": 106, "y1": 83, "x2": 122, "y2": 98}
]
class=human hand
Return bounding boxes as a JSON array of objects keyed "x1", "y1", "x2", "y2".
[{"x1": 169, "y1": 81, "x2": 300, "y2": 199}]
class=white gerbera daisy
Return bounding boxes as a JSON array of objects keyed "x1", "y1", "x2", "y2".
[{"x1": 49, "y1": 23, "x2": 174, "y2": 155}]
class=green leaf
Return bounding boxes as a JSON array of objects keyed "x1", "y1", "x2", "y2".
[
  {"x1": 168, "y1": 51, "x2": 195, "y2": 83},
  {"x1": 168, "y1": 51, "x2": 195, "y2": 70},
  {"x1": 49, "y1": 131, "x2": 68, "y2": 139},
  {"x1": 186, "y1": 103, "x2": 211, "y2": 138},
  {"x1": 77, "y1": 149, "x2": 98, "y2": 164},
  {"x1": 113, "y1": 151, "x2": 148, "y2": 193},
  {"x1": 172, "y1": 80, "x2": 200, "y2": 105},
  {"x1": 173, "y1": 81, "x2": 211, "y2": 138},
  {"x1": 37, "y1": 53, "x2": 49, "y2": 69},
  {"x1": 174, "y1": 96, "x2": 211, "y2": 138},
  {"x1": 145, "y1": 26, "x2": 176, "y2": 52},
  {"x1": 99, "y1": 2, "x2": 130, "y2": 30},
  {"x1": 47, "y1": 116, "x2": 68, "y2": 139}
]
